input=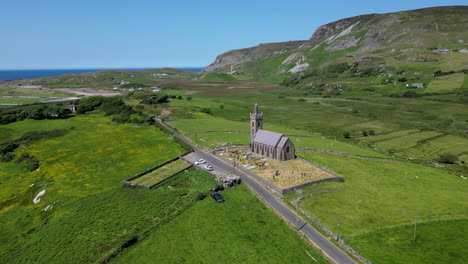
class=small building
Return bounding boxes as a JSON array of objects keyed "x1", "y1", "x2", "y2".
[
  {"x1": 250, "y1": 104, "x2": 295, "y2": 161},
  {"x1": 410, "y1": 83, "x2": 424, "y2": 88},
  {"x1": 67, "y1": 104, "x2": 76, "y2": 112}
]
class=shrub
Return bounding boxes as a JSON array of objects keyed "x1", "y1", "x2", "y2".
[
  {"x1": 298, "y1": 98, "x2": 306, "y2": 102},
  {"x1": 195, "y1": 192, "x2": 207, "y2": 200},
  {"x1": 76, "y1": 96, "x2": 104, "y2": 114},
  {"x1": 343, "y1": 131, "x2": 351, "y2": 139},
  {"x1": 438, "y1": 153, "x2": 458, "y2": 164},
  {"x1": 403, "y1": 91, "x2": 418, "y2": 98},
  {"x1": 26, "y1": 157, "x2": 40, "y2": 171},
  {"x1": 186, "y1": 96, "x2": 192, "y2": 101},
  {"x1": 362, "y1": 130, "x2": 368, "y2": 136},
  {"x1": 0, "y1": 152, "x2": 15, "y2": 162},
  {"x1": 200, "y1": 108, "x2": 212, "y2": 115},
  {"x1": 0, "y1": 142, "x2": 19, "y2": 155}
]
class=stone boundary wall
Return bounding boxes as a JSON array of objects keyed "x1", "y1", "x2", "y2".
[
  {"x1": 282, "y1": 177, "x2": 343, "y2": 195},
  {"x1": 184, "y1": 130, "x2": 249, "y2": 135},
  {"x1": 147, "y1": 164, "x2": 193, "y2": 189},
  {"x1": 214, "y1": 154, "x2": 345, "y2": 196},
  {"x1": 124, "y1": 151, "x2": 193, "y2": 186},
  {"x1": 183, "y1": 130, "x2": 322, "y2": 138},
  {"x1": 298, "y1": 148, "x2": 400, "y2": 163},
  {"x1": 281, "y1": 157, "x2": 345, "y2": 194},
  {"x1": 292, "y1": 199, "x2": 373, "y2": 264}
]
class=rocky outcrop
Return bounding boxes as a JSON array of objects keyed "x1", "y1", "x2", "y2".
[
  {"x1": 203, "y1": 6, "x2": 468, "y2": 76},
  {"x1": 203, "y1": 41, "x2": 307, "y2": 72}
]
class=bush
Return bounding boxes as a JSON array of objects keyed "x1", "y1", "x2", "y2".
[
  {"x1": 0, "y1": 142, "x2": 19, "y2": 155},
  {"x1": 16, "y1": 152, "x2": 40, "y2": 171},
  {"x1": 186, "y1": 96, "x2": 192, "y2": 101},
  {"x1": 200, "y1": 108, "x2": 212, "y2": 115},
  {"x1": 403, "y1": 91, "x2": 418, "y2": 98},
  {"x1": 26, "y1": 157, "x2": 40, "y2": 171},
  {"x1": 438, "y1": 153, "x2": 458, "y2": 164},
  {"x1": 76, "y1": 96, "x2": 104, "y2": 114},
  {"x1": 362, "y1": 130, "x2": 368, "y2": 136},
  {"x1": 0, "y1": 152, "x2": 15, "y2": 162},
  {"x1": 298, "y1": 98, "x2": 306, "y2": 102},
  {"x1": 343, "y1": 131, "x2": 351, "y2": 139},
  {"x1": 196, "y1": 192, "x2": 207, "y2": 200}
]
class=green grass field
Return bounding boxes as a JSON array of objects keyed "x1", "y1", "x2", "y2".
[
  {"x1": 292, "y1": 152, "x2": 467, "y2": 263},
  {"x1": 0, "y1": 113, "x2": 330, "y2": 263},
  {"x1": 295, "y1": 152, "x2": 466, "y2": 235},
  {"x1": 291, "y1": 136, "x2": 389, "y2": 158},
  {"x1": 425, "y1": 73, "x2": 465, "y2": 93},
  {"x1": 0, "y1": 86, "x2": 74, "y2": 97},
  {"x1": 188, "y1": 131, "x2": 250, "y2": 148},
  {"x1": 372, "y1": 131, "x2": 442, "y2": 151},
  {"x1": 168, "y1": 114, "x2": 249, "y2": 133},
  {"x1": 112, "y1": 185, "x2": 328, "y2": 264},
  {"x1": 348, "y1": 219, "x2": 468, "y2": 264},
  {"x1": 0, "y1": 86, "x2": 75, "y2": 104},
  {"x1": 133, "y1": 158, "x2": 191, "y2": 187}
]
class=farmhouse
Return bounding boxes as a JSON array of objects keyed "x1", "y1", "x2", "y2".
[{"x1": 250, "y1": 104, "x2": 295, "y2": 161}]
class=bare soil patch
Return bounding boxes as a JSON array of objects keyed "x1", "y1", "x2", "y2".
[{"x1": 54, "y1": 88, "x2": 121, "y2": 97}]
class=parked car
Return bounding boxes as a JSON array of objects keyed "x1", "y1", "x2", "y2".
[
  {"x1": 204, "y1": 165, "x2": 213, "y2": 171},
  {"x1": 210, "y1": 192, "x2": 225, "y2": 203},
  {"x1": 194, "y1": 159, "x2": 206, "y2": 165},
  {"x1": 212, "y1": 185, "x2": 224, "y2": 192}
]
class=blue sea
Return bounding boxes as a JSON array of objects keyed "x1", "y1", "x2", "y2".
[{"x1": 0, "y1": 67, "x2": 204, "y2": 81}]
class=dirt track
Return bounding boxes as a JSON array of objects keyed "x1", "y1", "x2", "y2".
[{"x1": 54, "y1": 88, "x2": 121, "y2": 97}]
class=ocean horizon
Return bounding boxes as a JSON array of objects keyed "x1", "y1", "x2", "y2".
[{"x1": 0, "y1": 67, "x2": 204, "y2": 82}]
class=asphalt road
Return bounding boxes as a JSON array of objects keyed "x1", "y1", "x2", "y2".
[{"x1": 156, "y1": 118, "x2": 356, "y2": 264}]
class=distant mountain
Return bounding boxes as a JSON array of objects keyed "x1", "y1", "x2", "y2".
[{"x1": 203, "y1": 6, "x2": 468, "y2": 82}]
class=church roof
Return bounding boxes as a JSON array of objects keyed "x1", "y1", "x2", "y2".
[
  {"x1": 277, "y1": 137, "x2": 289, "y2": 148},
  {"x1": 253, "y1": 129, "x2": 284, "y2": 147}
]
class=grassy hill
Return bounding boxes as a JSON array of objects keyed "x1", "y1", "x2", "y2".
[
  {"x1": 203, "y1": 6, "x2": 468, "y2": 85},
  {"x1": 5, "y1": 68, "x2": 200, "y2": 89}
]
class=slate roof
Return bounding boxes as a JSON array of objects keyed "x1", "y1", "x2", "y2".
[
  {"x1": 277, "y1": 137, "x2": 289, "y2": 148},
  {"x1": 253, "y1": 129, "x2": 284, "y2": 147}
]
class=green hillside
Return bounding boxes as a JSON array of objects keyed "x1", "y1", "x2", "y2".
[{"x1": 203, "y1": 6, "x2": 468, "y2": 86}]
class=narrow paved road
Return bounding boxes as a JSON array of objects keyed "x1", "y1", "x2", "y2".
[{"x1": 155, "y1": 118, "x2": 356, "y2": 264}]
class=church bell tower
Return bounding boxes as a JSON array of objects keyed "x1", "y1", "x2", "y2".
[{"x1": 250, "y1": 104, "x2": 263, "y2": 147}]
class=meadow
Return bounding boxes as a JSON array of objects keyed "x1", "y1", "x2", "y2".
[
  {"x1": 112, "y1": 185, "x2": 328, "y2": 264},
  {"x1": 132, "y1": 158, "x2": 191, "y2": 187},
  {"x1": 347, "y1": 219, "x2": 467, "y2": 264},
  {"x1": 290, "y1": 151, "x2": 467, "y2": 263},
  {"x1": 0, "y1": 86, "x2": 76, "y2": 104},
  {"x1": 0, "y1": 112, "x2": 330, "y2": 263},
  {"x1": 160, "y1": 83, "x2": 467, "y2": 167}
]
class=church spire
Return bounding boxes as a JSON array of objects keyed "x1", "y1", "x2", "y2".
[{"x1": 254, "y1": 103, "x2": 259, "y2": 114}]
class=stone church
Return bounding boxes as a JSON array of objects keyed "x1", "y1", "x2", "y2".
[{"x1": 250, "y1": 104, "x2": 295, "y2": 161}]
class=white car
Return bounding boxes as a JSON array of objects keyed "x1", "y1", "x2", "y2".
[
  {"x1": 195, "y1": 159, "x2": 206, "y2": 165},
  {"x1": 204, "y1": 165, "x2": 213, "y2": 171}
]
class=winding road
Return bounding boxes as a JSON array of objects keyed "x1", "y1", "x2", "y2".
[{"x1": 155, "y1": 118, "x2": 357, "y2": 264}]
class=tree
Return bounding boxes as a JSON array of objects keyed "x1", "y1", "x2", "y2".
[
  {"x1": 186, "y1": 96, "x2": 192, "y2": 101},
  {"x1": 438, "y1": 153, "x2": 458, "y2": 164}
]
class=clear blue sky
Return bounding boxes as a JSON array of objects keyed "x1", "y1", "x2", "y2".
[{"x1": 1, "y1": 0, "x2": 466, "y2": 69}]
